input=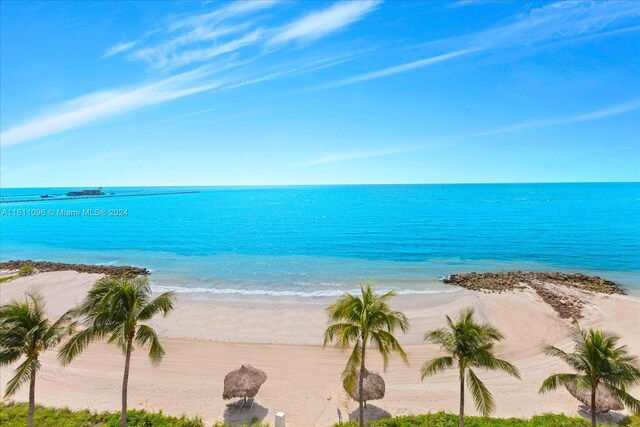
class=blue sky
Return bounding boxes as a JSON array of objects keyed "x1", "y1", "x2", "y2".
[{"x1": 1, "y1": 0, "x2": 639, "y2": 187}]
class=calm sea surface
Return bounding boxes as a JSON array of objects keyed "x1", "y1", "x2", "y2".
[{"x1": 1, "y1": 183, "x2": 639, "y2": 296}]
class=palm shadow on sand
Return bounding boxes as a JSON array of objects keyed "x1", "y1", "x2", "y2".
[
  {"x1": 223, "y1": 402, "x2": 268, "y2": 426},
  {"x1": 577, "y1": 405, "x2": 628, "y2": 425},
  {"x1": 348, "y1": 404, "x2": 391, "y2": 423}
]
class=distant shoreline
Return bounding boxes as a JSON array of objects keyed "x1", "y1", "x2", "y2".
[{"x1": 2, "y1": 260, "x2": 632, "y2": 316}]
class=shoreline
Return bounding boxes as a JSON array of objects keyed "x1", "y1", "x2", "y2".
[{"x1": 1, "y1": 270, "x2": 639, "y2": 426}]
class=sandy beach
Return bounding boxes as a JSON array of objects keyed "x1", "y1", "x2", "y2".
[{"x1": 1, "y1": 270, "x2": 639, "y2": 426}]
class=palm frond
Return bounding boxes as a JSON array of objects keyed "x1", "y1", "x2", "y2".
[
  {"x1": 608, "y1": 384, "x2": 640, "y2": 415},
  {"x1": 4, "y1": 355, "x2": 39, "y2": 398},
  {"x1": 539, "y1": 373, "x2": 580, "y2": 393},
  {"x1": 135, "y1": 324, "x2": 164, "y2": 365},
  {"x1": 421, "y1": 356, "x2": 454, "y2": 379},
  {"x1": 467, "y1": 368, "x2": 495, "y2": 416},
  {"x1": 58, "y1": 328, "x2": 100, "y2": 366},
  {"x1": 342, "y1": 340, "x2": 362, "y2": 392},
  {"x1": 138, "y1": 292, "x2": 174, "y2": 321}
]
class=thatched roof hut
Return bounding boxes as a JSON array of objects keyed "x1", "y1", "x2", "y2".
[
  {"x1": 564, "y1": 381, "x2": 624, "y2": 413},
  {"x1": 344, "y1": 368, "x2": 385, "y2": 402},
  {"x1": 223, "y1": 365, "x2": 267, "y2": 400}
]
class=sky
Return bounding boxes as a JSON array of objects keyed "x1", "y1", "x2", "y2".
[{"x1": 1, "y1": 0, "x2": 639, "y2": 187}]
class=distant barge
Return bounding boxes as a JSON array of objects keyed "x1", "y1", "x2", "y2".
[{"x1": 66, "y1": 188, "x2": 104, "y2": 197}]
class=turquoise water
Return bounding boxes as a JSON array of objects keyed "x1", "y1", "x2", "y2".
[{"x1": 1, "y1": 183, "x2": 639, "y2": 295}]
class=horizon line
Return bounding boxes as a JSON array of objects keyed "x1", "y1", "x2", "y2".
[{"x1": 2, "y1": 180, "x2": 639, "y2": 190}]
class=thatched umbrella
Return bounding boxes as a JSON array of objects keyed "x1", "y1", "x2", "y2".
[
  {"x1": 344, "y1": 368, "x2": 385, "y2": 407},
  {"x1": 564, "y1": 381, "x2": 624, "y2": 413},
  {"x1": 223, "y1": 365, "x2": 267, "y2": 403}
]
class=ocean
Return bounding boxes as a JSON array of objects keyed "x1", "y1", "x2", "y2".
[{"x1": 1, "y1": 183, "x2": 639, "y2": 296}]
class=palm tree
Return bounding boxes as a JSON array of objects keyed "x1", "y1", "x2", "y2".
[
  {"x1": 323, "y1": 283, "x2": 409, "y2": 427},
  {"x1": 421, "y1": 307, "x2": 520, "y2": 427},
  {"x1": 0, "y1": 293, "x2": 75, "y2": 427},
  {"x1": 58, "y1": 276, "x2": 174, "y2": 427},
  {"x1": 540, "y1": 325, "x2": 640, "y2": 427}
]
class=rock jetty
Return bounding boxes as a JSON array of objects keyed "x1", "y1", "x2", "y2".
[
  {"x1": 443, "y1": 271, "x2": 625, "y2": 320},
  {"x1": 0, "y1": 260, "x2": 149, "y2": 277}
]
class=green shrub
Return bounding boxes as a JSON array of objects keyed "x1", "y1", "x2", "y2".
[
  {"x1": 105, "y1": 409, "x2": 204, "y2": 427},
  {"x1": 334, "y1": 412, "x2": 629, "y2": 427},
  {"x1": 620, "y1": 415, "x2": 640, "y2": 426},
  {"x1": 18, "y1": 265, "x2": 35, "y2": 276},
  {"x1": 0, "y1": 403, "x2": 204, "y2": 427},
  {"x1": 0, "y1": 402, "x2": 110, "y2": 427},
  {"x1": 0, "y1": 275, "x2": 17, "y2": 283}
]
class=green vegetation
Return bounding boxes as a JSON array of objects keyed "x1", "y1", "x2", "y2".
[
  {"x1": 0, "y1": 402, "x2": 203, "y2": 426},
  {"x1": 59, "y1": 276, "x2": 175, "y2": 427},
  {"x1": 0, "y1": 402, "x2": 270, "y2": 427},
  {"x1": 421, "y1": 308, "x2": 520, "y2": 427},
  {"x1": 334, "y1": 412, "x2": 637, "y2": 427},
  {"x1": 18, "y1": 265, "x2": 35, "y2": 277},
  {"x1": 1, "y1": 404, "x2": 635, "y2": 427},
  {"x1": 622, "y1": 415, "x2": 640, "y2": 426},
  {"x1": 0, "y1": 275, "x2": 17, "y2": 283},
  {"x1": 540, "y1": 326, "x2": 640, "y2": 427},
  {"x1": 0, "y1": 293, "x2": 75, "y2": 427},
  {"x1": 324, "y1": 283, "x2": 409, "y2": 427}
]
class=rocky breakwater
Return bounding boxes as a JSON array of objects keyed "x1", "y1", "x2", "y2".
[
  {"x1": 443, "y1": 271, "x2": 626, "y2": 320},
  {"x1": 0, "y1": 260, "x2": 149, "y2": 277}
]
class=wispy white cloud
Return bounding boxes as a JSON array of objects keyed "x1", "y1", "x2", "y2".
[
  {"x1": 268, "y1": 1, "x2": 381, "y2": 45},
  {"x1": 0, "y1": 52, "x2": 360, "y2": 147},
  {"x1": 447, "y1": 0, "x2": 506, "y2": 8},
  {"x1": 150, "y1": 108, "x2": 216, "y2": 125},
  {"x1": 120, "y1": 1, "x2": 279, "y2": 70},
  {"x1": 301, "y1": 98, "x2": 640, "y2": 165},
  {"x1": 222, "y1": 52, "x2": 368, "y2": 91},
  {"x1": 300, "y1": 146, "x2": 418, "y2": 166},
  {"x1": 0, "y1": 67, "x2": 225, "y2": 147},
  {"x1": 463, "y1": 98, "x2": 640, "y2": 139},
  {"x1": 103, "y1": 40, "x2": 140, "y2": 58},
  {"x1": 134, "y1": 29, "x2": 264, "y2": 70},
  {"x1": 2, "y1": 1, "x2": 384, "y2": 146},
  {"x1": 168, "y1": 0, "x2": 279, "y2": 32},
  {"x1": 320, "y1": 1, "x2": 640, "y2": 88},
  {"x1": 317, "y1": 47, "x2": 479, "y2": 90}
]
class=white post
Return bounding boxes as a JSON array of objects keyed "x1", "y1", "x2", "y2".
[{"x1": 275, "y1": 411, "x2": 285, "y2": 427}]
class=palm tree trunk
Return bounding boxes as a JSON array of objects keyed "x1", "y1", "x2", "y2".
[
  {"x1": 121, "y1": 334, "x2": 134, "y2": 427},
  {"x1": 459, "y1": 374, "x2": 465, "y2": 427},
  {"x1": 591, "y1": 386, "x2": 596, "y2": 427},
  {"x1": 359, "y1": 337, "x2": 366, "y2": 427},
  {"x1": 27, "y1": 365, "x2": 36, "y2": 427}
]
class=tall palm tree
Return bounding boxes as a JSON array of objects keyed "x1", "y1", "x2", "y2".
[
  {"x1": 421, "y1": 307, "x2": 520, "y2": 427},
  {"x1": 58, "y1": 276, "x2": 174, "y2": 427},
  {"x1": 0, "y1": 293, "x2": 75, "y2": 427},
  {"x1": 323, "y1": 283, "x2": 409, "y2": 427},
  {"x1": 540, "y1": 325, "x2": 640, "y2": 427}
]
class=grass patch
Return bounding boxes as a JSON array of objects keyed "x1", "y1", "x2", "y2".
[
  {"x1": 334, "y1": 412, "x2": 635, "y2": 426},
  {"x1": 0, "y1": 275, "x2": 17, "y2": 283},
  {"x1": 18, "y1": 265, "x2": 35, "y2": 276},
  {"x1": 0, "y1": 402, "x2": 267, "y2": 427}
]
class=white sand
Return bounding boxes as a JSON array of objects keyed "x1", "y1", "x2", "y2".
[{"x1": 1, "y1": 271, "x2": 638, "y2": 426}]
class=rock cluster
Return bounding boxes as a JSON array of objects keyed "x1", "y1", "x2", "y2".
[
  {"x1": 0, "y1": 260, "x2": 149, "y2": 277},
  {"x1": 442, "y1": 271, "x2": 626, "y2": 320},
  {"x1": 442, "y1": 271, "x2": 625, "y2": 295},
  {"x1": 529, "y1": 283, "x2": 584, "y2": 319}
]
